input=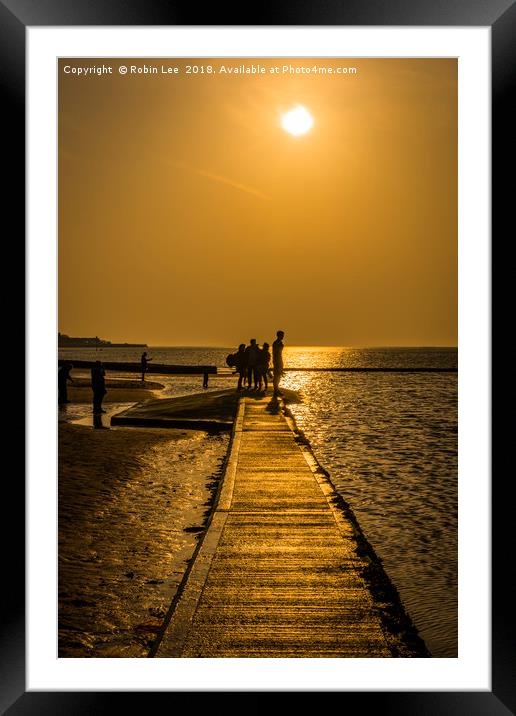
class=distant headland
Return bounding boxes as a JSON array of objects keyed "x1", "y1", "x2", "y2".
[{"x1": 58, "y1": 333, "x2": 147, "y2": 348}]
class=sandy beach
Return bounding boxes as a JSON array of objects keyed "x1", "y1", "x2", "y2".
[{"x1": 58, "y1": 401, "x2": 229, "y2": 657}]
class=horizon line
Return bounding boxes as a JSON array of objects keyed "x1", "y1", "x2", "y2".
[{"x1": 64, "y1": 343, "x2": 458, "y2": 349}]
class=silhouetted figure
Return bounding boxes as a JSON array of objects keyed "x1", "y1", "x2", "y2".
[
  {"x1": 258, "y1": 342, "x2": 271, "y2": 392},
  {"x1": 203, "y1": 371, "x2": 209, "y2": 389},
  {"x1": 91, "y1": 360, "x2": 107, "y2": 413},
  {"x1": 234, "y1": 344, "x2": 247, "y2": 391},
  {"x1": 272, "y1": 330, "x2": 285, "y2": 397},
  {"x1": 141, "y1": 351, "x2": 152, "y2": 382},
  {"x1": 244, "y1": 339, "x2": 260, "y2": 390},
  {"x1": 58, "y1": 362, "x2": 74, "y2": 405}
]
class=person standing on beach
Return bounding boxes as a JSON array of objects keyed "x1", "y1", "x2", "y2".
[
  {"x1": 141, "y1": 351, "x2": 152, "y2": 382},
  {"x1": 91, "y1": 360, "x2": 107, "y2": 414},
  {"x1": 244, "y1": 339, "x2": 260, "y2": 390},
  {"x1": 58, "y1": 362, "x2": 74, "y2": 405},
  {"x1": 272, "y1": 330, "x2": 285, "y2": 397}
]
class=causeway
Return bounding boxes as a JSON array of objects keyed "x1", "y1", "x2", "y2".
[{"x1": 154, "y1": 395, "x2": 425, "y2": 657}]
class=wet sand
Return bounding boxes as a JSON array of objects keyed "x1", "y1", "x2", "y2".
[{"x1": 58, "y1": 420, "x2": 229, "y2": 657}]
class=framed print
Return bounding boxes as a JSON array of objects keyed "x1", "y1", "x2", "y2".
[{"x1": 6, "y1": 0, "x2": 513, "y2": 711}]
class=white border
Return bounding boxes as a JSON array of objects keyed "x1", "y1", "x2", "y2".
[{"x1": 27, "y1": 27, "x2": 490, "y2": 691}]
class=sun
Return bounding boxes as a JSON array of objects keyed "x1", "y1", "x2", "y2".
[{"x1": 280, "y1": 105, "x2": 314, "y2": 136}]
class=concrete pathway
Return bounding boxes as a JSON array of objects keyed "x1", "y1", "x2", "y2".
[{"x1": 155, "y1": 395, "x2": 417, "y2": 657}]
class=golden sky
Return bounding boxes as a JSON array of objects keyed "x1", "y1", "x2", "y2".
[{"x1": 58, "y1": 58, "x2": 457, "y2": 346}]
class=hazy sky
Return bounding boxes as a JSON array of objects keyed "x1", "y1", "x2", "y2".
[{"x1": 58, "y1": 58, "x2": 457, "y2": 347}]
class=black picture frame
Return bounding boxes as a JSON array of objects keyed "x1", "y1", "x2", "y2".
[{"x1": 6, "y1": 0, "x2": 513, "y2": 712}]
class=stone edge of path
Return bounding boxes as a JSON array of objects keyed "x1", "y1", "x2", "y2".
[
  {"x1": 149, "y1": 398, "x2": 245, "y2": 657},
  {"x1": 281, "y1": 402, "x2": 431, "y2": 658}
]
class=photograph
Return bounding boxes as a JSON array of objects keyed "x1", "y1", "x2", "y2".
[
  {"x1": 57, "y1": 56, "x2": 458, "y2": 660},
  {"x1": 0, "y1": 0, "x2": 507, "y2": 702},
  {"x1": 5, "y1": 2, "x2": 506, "y2": 706}
]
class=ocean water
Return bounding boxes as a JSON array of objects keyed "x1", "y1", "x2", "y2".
[
  {"x1": 59, "y1": 344, "x2": 457, "y2": 371},
  {"x1": 59, "y1": 345, "x2": 458, "y2": 657}
]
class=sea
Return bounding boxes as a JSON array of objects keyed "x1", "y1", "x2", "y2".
[{"x1": 59, "y1": 345, "x2": 458, "y2": 658}]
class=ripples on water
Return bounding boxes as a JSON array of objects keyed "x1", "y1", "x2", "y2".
[
  {"x1": 59, "y1": 345, "x2": 457, "y2": 371},
  {"x1": 283, "y1": 370, "x2": 457, "y2": 658},
  {"x1": 59, "y1": 345, "x2": 457, "y2": 657}
]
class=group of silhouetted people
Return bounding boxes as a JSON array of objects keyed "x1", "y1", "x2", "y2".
[
  {"x1": 230, "y1": 330, "x2": 285, "y2": 397},
  {"x1": 58, "y1": 331, "x2": 286, "y2": 416}
]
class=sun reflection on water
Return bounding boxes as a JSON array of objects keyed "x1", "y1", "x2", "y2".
[{"x1": 282, "y1": 367, "x2": 458, "y2": 657}]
